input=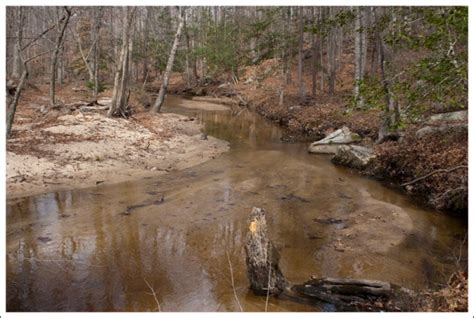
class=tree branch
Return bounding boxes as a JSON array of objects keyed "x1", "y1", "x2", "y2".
[{"x1": 401, "y1": 165, "x2": 468, "y2": 187}]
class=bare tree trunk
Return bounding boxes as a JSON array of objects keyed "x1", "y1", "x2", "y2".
[
  {"x1": 108, "y1": 7, "x2": 135, "y2": 117},
  {"x1": 327, "y1": 8, "x2": 336, "y2": 95},
  {"x1": 353, "y1": 6, "x2": 363, "y2": 107},
  {"x1": 311, "y1": 7, "x2": 318, "y2": 97},
  {"x1": 184, "y1": 11, "x2": 193, "y2": 89},
  {"x1": 55, "y1": 8, "x2": 65, "y2": 85},
  {"x1": 142, "y1": 7, "x2": 151, "y2": 82},
  {"x1": 49, "y1": 6, "x2": 71, "y2": 106},
  {"x1": 297, "y1": 6, "x2": 305, "y2": 100},
  {"x1": 151, "y1": 8, "x2": 185, "y2": 113},
  {"x1": 7, "y1": 13, "x2": 65, "y2": 137},
  {"x1": 12, "y1": 7, "x2": 24, "y2": 79},
  {"x1": 353, "y1": 7, "x2": 368, "y2": 108},
  {"x1": 376, "y1": 9, "x2": 400, "y2": 143},
  {"x1": 92, "y1": 8, "x2": 103, "y2": 100},
  {"x1": 7, "y1": 68, "x2": 28, "y2": 138},
  {"x1": 369, "y1": 7, "x2": 379, "y2": 76},
  {"x1": 319, "y1": 8, "x2": 324, "y2": 93}
]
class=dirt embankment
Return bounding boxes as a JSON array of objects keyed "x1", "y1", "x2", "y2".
[{"x1": 6, "y1": 86, "x2": 229, "y2": 198}]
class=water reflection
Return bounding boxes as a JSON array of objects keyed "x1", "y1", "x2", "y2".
[{"x1": 6, "y1": 97, "x2": 467, "y2": 311}]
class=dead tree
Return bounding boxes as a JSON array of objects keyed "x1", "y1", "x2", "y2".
[
  {"x1": 50, "y1": 6, "x2": 72, "y2": 106},
  {"x1": 244, "y1": 207, "x2": 416, "y2": 311},
  {"x1": 151, "y1": 7, "x2": 186, "y2": 113}
]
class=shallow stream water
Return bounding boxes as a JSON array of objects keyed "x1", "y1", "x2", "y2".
[{"x1": 6, "y1": 97, "x2": 467, "y2": 311}]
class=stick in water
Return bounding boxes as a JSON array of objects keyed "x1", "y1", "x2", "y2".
[
  {"x1": 226, "y1": 251, "x2": 243, "y2": 312},
  {"x1": 144, "y1": 278, "x2": 161, "y2": 312}
]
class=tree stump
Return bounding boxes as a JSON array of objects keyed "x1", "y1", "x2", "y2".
[
  {"x1": 244, "y1": 207, "x2": 287, "y2": 295},
  {"x1": 244, "y1": 207, "x2": 416, "y2": 311}
]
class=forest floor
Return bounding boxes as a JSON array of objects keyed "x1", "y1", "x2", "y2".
[
  {"x1": 167, "y1": 53, "x2": 467, "y2": 215},
  {"x1": 6, "y1": 83, "x2": 229, "y2": 198}
]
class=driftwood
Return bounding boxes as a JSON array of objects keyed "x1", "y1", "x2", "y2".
[{"x1": 244, "y1": 207, "x2": 416, "y2": 311}]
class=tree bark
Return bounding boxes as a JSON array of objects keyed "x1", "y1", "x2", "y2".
[
  {"x1": 7, "y1": 68, "x2": 28, "y2": 138},
  {"x1": 354, "y1": 7, "x2": 368, "y2": 108},
  {"x1": 92, "y1": 8, "x2": 103, "y2": 100},
  {"x1": 151, "y1": 7, "x2": 186, "y2": 113},
  {"x1": 297, "y1": 6, "x2": 305, "y2": 100},
  {"x1": 319, "y1": 8, "x2": 324, "y2": 92},
  {"x1": 12, "y1": 7, "x2": 24, "y2": 79},
  {"x1": 327, "y1": 8, "x2": 337, "y2": 95},
  {"x1": 245, "y1": 207, "x2": 288, "y2": 295},
  {"x1": 353, "y1": 7, "x2": 363, "y2": 107},
  {"x1": 108, "y1": 7, "x2": 135, "y2": 117},
  {"x1": 376, "y1": 8, "x2": 400, "y2": 143},
  {"x1": 311, "y1": 8, "x2": 318, "y2": 97},
  {"x1": 49, "y1": 6, "x2": 71, "y2": 106}
]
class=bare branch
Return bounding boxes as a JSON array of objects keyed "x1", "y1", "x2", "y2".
[
  {"x1": 143, "y1": 278, "x2": 161, "y2": 312},
  {"x1": 226, "y1": 251, "x2": 243, "y2": 312},
  {"x1": 401, "y1": 165, "x2": 468, "y2": 187}
]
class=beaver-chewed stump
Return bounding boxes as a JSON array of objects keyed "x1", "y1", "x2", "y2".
[{"x1": 244, "y1": 207, "x2": 416, "y2": 311}]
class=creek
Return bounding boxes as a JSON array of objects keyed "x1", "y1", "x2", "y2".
[{"x1": 6, "y1": 96, "x2": 467, "y2": 311}]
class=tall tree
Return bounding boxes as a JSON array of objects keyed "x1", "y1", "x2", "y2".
[
  {"x1": 50, "y1": 6, "x2": 71, "y2": 106},
  {"x1": 376, "y1": 8, "x2": 400, "y2": 143},
  {"x1": 151, "y1": 7, "x2": 186, "y2": 113},
  {"x1": 108, "y1": 7, "x2": 136, "y2": 117},
  {"x1": 311, "y1": 7, "x2": 318, "y2": 97},
  {"x1": 297, "y1": 6, "x2": 305, "y2": 100},
  {"x1": 91, "y1": 8, "x2": 103, "y2": 99},
  {"x1": 353, "y1": 6, "x2": 368, "y2": 108},
  {"x1": 7, "y1": 13, "x2": 65, "y2": 137},
  {"x1": 11, "y1": 7, "x2": 24, "y2": 79}
]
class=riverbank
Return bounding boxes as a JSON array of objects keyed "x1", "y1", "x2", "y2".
[
  {"x1": 6, "y1": 84, "x2": 229, "y2": 198},
  {"x1": 166, "y1": 63, "x2": 467, "y2": 214}
]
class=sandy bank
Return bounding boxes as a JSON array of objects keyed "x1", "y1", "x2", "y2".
[
  {"x1": 173, "y1": 97, "x2": 231, "y2": 111},
  {"x1": 6, "y1": 110, "x2": 229, "y2": 198}
]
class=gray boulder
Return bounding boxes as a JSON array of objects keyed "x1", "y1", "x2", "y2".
[
  {"x1": 307, "y1": 144, "x2": 340, "y2": 154},
  {"x1": 308, "y1": 126, "x2": 362, "y2": 154},
  {"x1": 331, "y1": 145, "x2": 376, "y2": 170},
  {"x1": 416, "y1": 123, "x2": 467, "y2": 138},
  {"x1": 429, "y1": 110, "x2": 467, "y2": 123}
]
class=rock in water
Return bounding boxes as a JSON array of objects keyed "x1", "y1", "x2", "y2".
[
  {"x1": 331, "y1": 145, "x2": 376, "y2": 170},
  {"x1": 307, "y1": 144, "x2": 341, "y2": 154},
  {"x1": 308, "y1": 126, "x2": 361, "y2": 154},
  {"x1": 245, "y1": 207, "x2": 287, "y2": 295}
]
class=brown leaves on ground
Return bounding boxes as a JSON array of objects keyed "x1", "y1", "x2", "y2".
[
  {"x1": 372, "y1": 127, "x2": 467, "y2": 212},
  {"x1": 417, "y1": 271, "x2": 467, "y2": 312}
]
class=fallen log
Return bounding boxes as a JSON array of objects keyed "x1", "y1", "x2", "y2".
[{"x1": 244, "y1": 207, "x2": 416, "y2": 311}]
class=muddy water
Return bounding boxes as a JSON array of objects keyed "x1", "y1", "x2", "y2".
[{"x1": 6, "y1": 97, "x2": 467, "y2": 311}]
